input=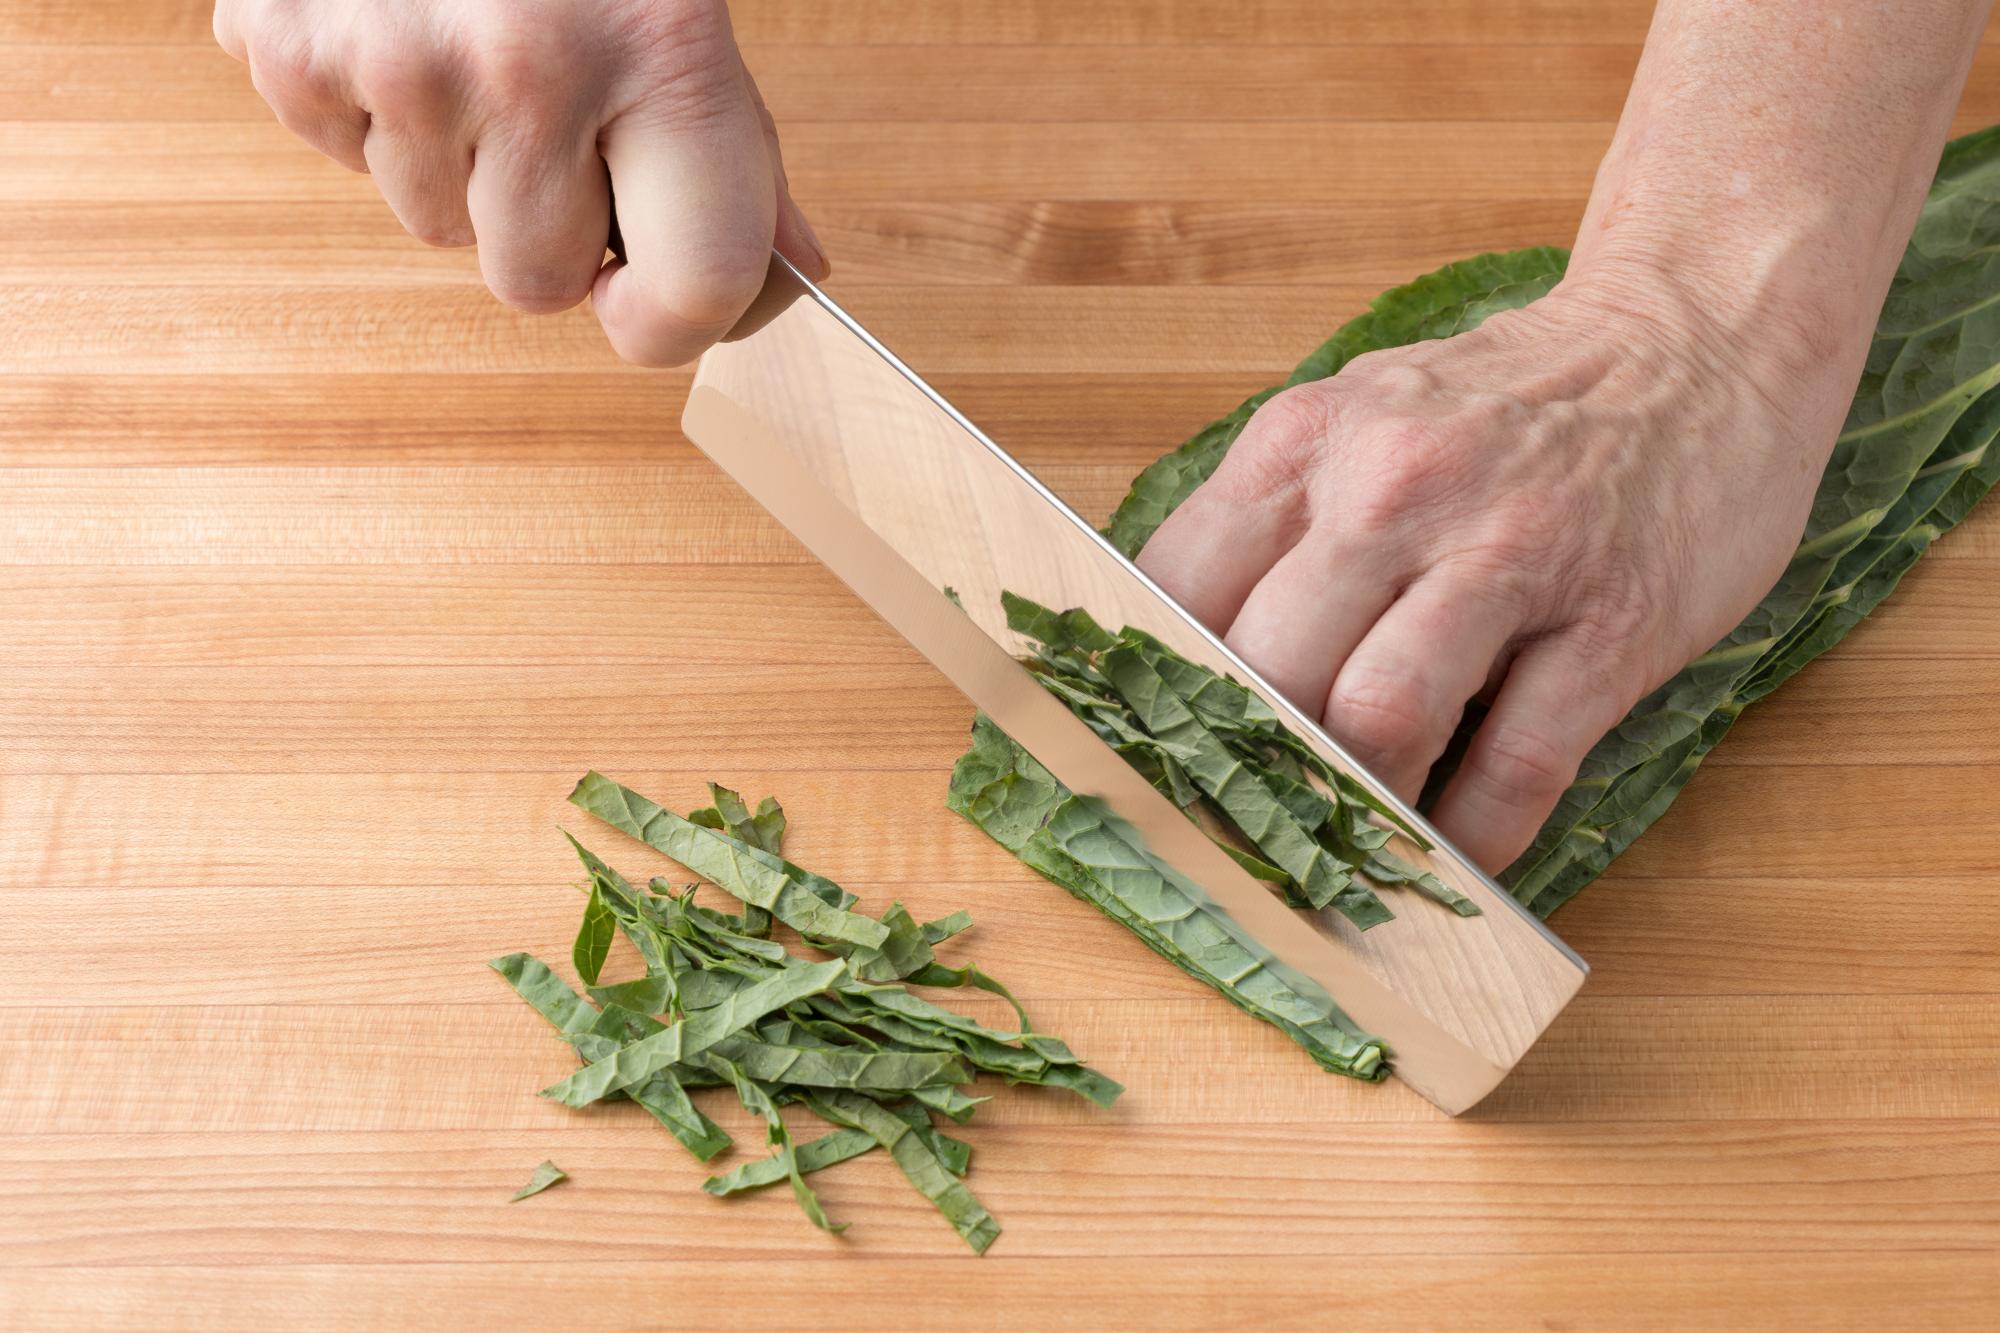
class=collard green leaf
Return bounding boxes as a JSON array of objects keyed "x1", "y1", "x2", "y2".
[
  {"x1": 587, "y1": 973, "x2": 675, "y2": 1017},
  {"x1": 1101, "y1": 644, "x2": 1390, "y2": 928},
  {"x1": 703, "y1": 1055, "x2": 847, "y2": 1233},
  {"x1": 490, "y1": 953, "x2": 731, "y2": 1159},
  {"x1": 919, "y1": 910, "x2": 974, "y2": 946},
  {"x1": 509, "y1": 1160, "x2": 568, "y2": 1201},
  {"x1": 909, "y1": 1082, "x2": 992, "y2": 1124},
  {"x1": 1030, "y1": 793, "x2": 1387, "y2": 1080},
  {"x1": 490, "y1": 952, "x2": 598, "y2": 1038},
  {"x1": 513, "y1": 775, "x2": 1119, "y2": 1249},
  {"x1": 946, "y1": 721, "x2": 1387, "y2": 1081},
  {"x1": 705, "y1": 1033, "x2": 971, "y2": 1092},
  {"x1": 706, "y1": 782, "x2": 775, "y2": 935},
  {"x1": 540, "y1": 959, "x2": 848, "y2": 1108},
  {"x1": 839, "y1": 900, "x2": 937, "y2": 983},
  {"x1": 569, "y1": 772, "x2": 887, "y2": 947},
  {"x1": 702, "y1": 1128, "x2": 877, "y2": 1197},
  {"x1": 885, "y1": 1099, "x2": 972, "y2": 1176},
  {"x1": 571, "y1": 880, "x2": 615, "y2": 986},
  {"x1": 806, "y1": 1090, "x2": 1002, "y2": 1255}
]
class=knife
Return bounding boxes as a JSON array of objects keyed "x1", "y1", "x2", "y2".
[{"x1": 680, "y1": 252, "x2": 1587, "y2": 1114}]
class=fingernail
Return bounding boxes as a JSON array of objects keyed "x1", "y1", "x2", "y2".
[{"x1": 793, "y1": 205, "x2": 829, "y2": 278}]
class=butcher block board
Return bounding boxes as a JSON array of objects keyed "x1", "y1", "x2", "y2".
[{"x1": 1, "y1": 2, "x2": 1997, "y2": 1327}]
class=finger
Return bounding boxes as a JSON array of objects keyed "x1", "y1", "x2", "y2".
[
  {"x1": 746, "y1": 75, "x2": 827, "y2": 280},
  {"x1": 241, "y1": 30, "x2": 370, "y2": 172},
  {"x1": 212, "y1": 0, "x2": 249, "y2": 60},
  {"x1": 1427, "y1": 633, "x2": 1645, "y2": 871},
  {"x1": 592, "y1": 79, "x2": 776, "y2": 367},
  {"x1": 1134, "y1": 389, "x2": 1329, "y2": 632},
  {"x1": 363, "y1": 120, "x2": 474, "y2": 247},
  {"x1": 467, "y1": 122, "x2": 608, "y2": 312},
  {"x1": 1221, "y1": 530, "x2": 1401, "y2": 720},
  {"x1": 1320, "y1": 574, "x2": 1520, "y2": 801}
]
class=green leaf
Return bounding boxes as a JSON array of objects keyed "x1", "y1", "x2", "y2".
[
  {"x1": 706, "y1": 782, "x2": 775, "y2": 935},
  {"x1": 704, "y1": 1033, "x2": 972, "y2": 1092},
  {"x1": 908, "y1": 1082, "x2": 992, "y2": 1124},
  {"x1": 1101, "y1": 643, "x2": 1391, "y2": 929},
  {"x1": 702, "y1": 1128, "x2": 877, "y2": 1197},
  {"x1": 587, "y1": 973, "x2": 675, "y2": 1016},
  {"x1": 509, "y1": 1160, "x2": 567, "y2": 1201},
  {"x1": 490, "y1": 953, "x2": 731, "y2": 1159},
  {"x1": 885, "y1": 1099, "x2": 972, "y2": 1175},
  {"x1": 702, "y1": 1056, "x2": 847, "y2": 1233},
  {"x1": 1030, "y1": 793, "x2": 1386, "y2": 1080},
  {"x1": 570, "y1": 880, "x2": 615, "y2": 986},
  {"x1": 569, "y1": 773, "x2": 887, "y2": 947},
  {"x1": 540, "y1": 959, "x2": 849, "y2": 1108},
  {"x1": 806, "y1": 1090, "x2": 1002, "y2": 1255},
  {"x1": 919, "y1": 910, "x2": 974, "y2": 945}
]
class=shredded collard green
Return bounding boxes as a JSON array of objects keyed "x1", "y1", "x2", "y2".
[
  {"x1": 952, "y1": 124, "x2": 2000, "y2": 1076},
  {"x1": 509, "y1": 1160, "x2": 568, "y2": 1202},
  {"x1": 492, "y1": 773, "x2": 1120, "y2": 1254}
]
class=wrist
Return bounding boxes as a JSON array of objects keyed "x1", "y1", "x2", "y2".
[{"x1": 1553, "y1": 243, "x2": 1867, "y2": 436}]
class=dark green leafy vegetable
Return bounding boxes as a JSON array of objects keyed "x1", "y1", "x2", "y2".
[
  {"x1": 806, "y1": 1090, "x2": 1002, "y2": 1256},
  {"x1": 702, "y1": 1128, "x2": 876, "y2": 1196},
  {"x1": 540, "y1": 959, "x2": 850, "y2": 1108},
  {"x1": 509, "y1": 1160, "x2": 568, "y2": 1201},
  {"x1": 703, "y1": 1054, "x2": 846, "y2": 1233},
  {"x1": 1000, "y1": 593, "x2": 1464, "y2": 932},
  {"x1": 569, "y1": 772, "x2": 887, "y2": 948},
  {"x1": 495, "y1": 775, "x2": 1119, "y2": 1253},
  {"x1": 490, "y1": 952, "x2": 733, "y2": 1159},
  {"x1": 948, "y1": 717, "x2": 1387, "y2": 1080},
  {"x1": 571, "y1": 879, "x2": 615, "y2": 986}
]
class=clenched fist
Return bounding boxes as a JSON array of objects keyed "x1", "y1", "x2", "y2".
[{"x1": 214, "y1": 0, "x2": 824, "y2": 365}]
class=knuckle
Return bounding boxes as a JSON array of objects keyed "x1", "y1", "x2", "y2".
[
  {"x1": 246, "y1": 27, "x2": 332, "y2": 109},
  {"x1": 463, "y1": 13, "x2": 571, "y2": 105},
  {"x1": 1473, "y1": 719, "x2": 1578, "y2": 805},
  {"x1": 353, "y1": 44, "x2": 453, "y2": 118},
  {"x1": 1346, "y1": 418, "x2": 1462, "y2": 528},
  {"x1": 1569, "y1": 565, "x2": 1665, "y2": 660},
  {"x1": 657, "y1": 247, "x2": 769, "y2": 329},
  {"x1": 599, "y1": 250, "x2": 766, "y2": 366},
  {"x1": 489, "y1": 266, "x2": 593, "y2": 313},
  {"x1": 1214, "y1": 387, "x2": 1331, "y2": 504},
  {"x1": 1326, "y1": 662, "x2": 1434, "y2": 764}
]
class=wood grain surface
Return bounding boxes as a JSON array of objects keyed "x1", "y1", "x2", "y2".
[{"x1": 3, "y1": 2, "x2": 1997, "y2": 1327}]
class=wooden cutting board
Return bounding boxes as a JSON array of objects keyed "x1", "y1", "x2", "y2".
[{"x1": 2, "y1": 2, "x2": 1996, "y2": 1326}]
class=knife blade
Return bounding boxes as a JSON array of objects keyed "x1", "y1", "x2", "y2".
[{"x1": 681, "y1": 253, "x2": 1586, "y2": 1114}]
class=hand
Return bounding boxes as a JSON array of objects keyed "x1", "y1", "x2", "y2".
[
  {"x1": 1136, "y1": 273, "x2": 1847, "y2": 871},
  {"x1": 213, "y1": 0, "x2": 824, "y2": 366}
]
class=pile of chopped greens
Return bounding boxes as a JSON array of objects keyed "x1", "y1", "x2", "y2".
[
  {"x1": 493, "y1": 771, "x2": 1121, "y2": 1254},
  {"x1": 953, "y1": 124, "x2": 2000, "y2": 1074}
]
